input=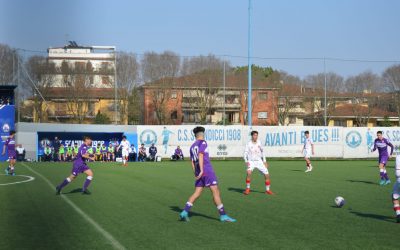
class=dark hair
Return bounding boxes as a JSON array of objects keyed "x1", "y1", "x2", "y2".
[
  {"x1": 377, "y1": 131, "x2": 383, "y2": 135},
  {"x1": 122, "y1": 136, "x2": 127, "y2": 139},
  {"x1": 251, "y1": 130, "x2": 258, "y2": 136},
  {"x1": 193, "y1": 126, "x2": 205, "y2": 136},
  {"x1": 83, "y1": 136, "x2": 91, "y2": 141},
  {"x1": 304, "y1": 131, "x2": 309, "y2": 135},
  {"x1": 9, "y1": 130, "x2": 16, "y2": 135}
]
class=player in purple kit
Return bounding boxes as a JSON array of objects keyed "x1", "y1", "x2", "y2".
[
  {"x1": 372, "y1": 131, "x2": 394, "y2": 185},
  {"x1": 2, "y1": 130, "x2": 17, "y2": 176},
  {"x1": 56, "y1": 136, "x2": 95, "y2": 195},
  {"x1": 179, "y1": 126, "x2": 236, "y2": 222}
]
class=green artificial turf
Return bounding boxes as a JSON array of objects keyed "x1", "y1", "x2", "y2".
[{"x1": 0, "y1": 160, "x2": 398, "y2": 249}]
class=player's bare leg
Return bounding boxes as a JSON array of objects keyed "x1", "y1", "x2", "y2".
[
  {"x1": 393, "y1": 198, "x2": 400, "y2": 223},
  {"x1": 82, "y1": 169, "x2": 93, "y2": 194},
  {"x1": 180, "y1": 187, "x2": 203, "y2": 221},
  {"x1": 210, "y1": 185, "x2": 236, "y2": 222},
  {"x1": 244, "y1": 170, "x2": 252, "y2": 195},
  {"x1": 7, "y1": 158, "x2": 16, "y2": 175},
  {"x1": 305, "y1": 157, "x2": 313, "y2": 172}
]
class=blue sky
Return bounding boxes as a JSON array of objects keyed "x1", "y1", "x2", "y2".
[{"x1": 1, "y1": 0, "x2": 399, "y2": 77}]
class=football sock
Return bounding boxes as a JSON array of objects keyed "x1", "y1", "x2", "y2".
[
  {"x1": 394, "y1": 203, "x2": 400, "y2": 216},
  {"x1": 380, "y1": 169, "x2": 385, "y2": 180},
  {"x1": 265, "y1": 180, "x2": 271, "y2": 191},
  {"x1": 58, "y1": 177, "x2": 71, "y2": 190},
  {"x1": 183, "y1": 202, "x2": 193, "y2": 212},
  {"x1": 217, "y1": 204, "x2": 226, "y2": 216},
  {"x1": 82, "y1": 176, "x2": 93, "y2": 191},
  {"x1": 10, "y1": 167, "x2": 14, "y2": 174},
  {"x1": 246, "y1": 178, "x2": 251, "y2": 189},
  {"x1": 383, "y1": 169, "x2": 389, "y2": 180}
]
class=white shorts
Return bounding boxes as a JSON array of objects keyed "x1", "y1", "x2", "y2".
[
  {"x1": 393, "y1": 180, "x2": 400, "y2": 200},
  {"x1": 303, "y1": 150, "x2": 312, "y2": 159},
  {"x1": 122, "y1": 150, "x2": 129, "y2": 157},
  {"x1": 247, "y1": 160, "x2": 269, "y2": 175}
]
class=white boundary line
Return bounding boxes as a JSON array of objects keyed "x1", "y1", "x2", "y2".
[
  {"x1": 21, "y1": 163, "x2": 126, "y2": 250},
  {"x1": 0, "y1": 174, "x2": 35, "y2": 186}
]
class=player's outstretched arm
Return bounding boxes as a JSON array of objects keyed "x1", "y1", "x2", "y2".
[
  {"x1": 312, "y1": 144, "x2": 315, "y2": 155},
  {"x1": 388, "y1": 141, "x2": 395, "y2": 156},
  {"x1": 1, "y1": 145, "x2": 5, "y2": 155}
]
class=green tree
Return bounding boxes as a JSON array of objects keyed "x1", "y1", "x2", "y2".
[
  {"x1": 94, "y1": 111, "x2": 111, "y2": 124},
  {"x1": 234, "y1": 65, "x2": 275, "y2": 79}
]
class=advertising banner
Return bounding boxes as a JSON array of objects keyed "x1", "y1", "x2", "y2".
[{"x1": 0, "y1": 105, "x2": 15, "y2": 162}]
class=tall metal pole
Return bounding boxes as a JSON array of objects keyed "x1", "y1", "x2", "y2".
[
  {"x1": 114, "y1": 48, "x2": 118, "y2": 124},
  {"x1": 223, "y1": 57, "x2": 226, "y2": 126},
  {"x1": 17, "y1": 51, "x2": 20, "y2": 123},
  {"x1": 247, "y1": 0, "x2": 253, "y2": 127},
  {"x1": 324, "y1": 57, "x2": 327, "y2": 126}
]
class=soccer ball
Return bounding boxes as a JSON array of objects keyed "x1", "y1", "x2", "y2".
[{"x1": 334, "y1": 196, "x2": 345, "y2": 208}]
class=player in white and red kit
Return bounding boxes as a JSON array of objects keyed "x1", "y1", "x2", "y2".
[
  {"x1": 392, "y1": 155, "x2": 400, "y2": 223},
  {"x1": 118, "y1": 136, "x2": 130, "y2": 167},
  {"x1": 243, "y1": 131, "x2": 274, "y2": 195},
  {"x1": 302, "y1": 131, "x2": 315, "y2": 173}
]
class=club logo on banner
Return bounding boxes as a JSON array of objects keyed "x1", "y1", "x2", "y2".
[
  {"x1": 140, "y1": 129, "x2": 157, "y2": 146},
  {"x1": 2, "y1": 123, "x2": 10, "y2": 133},
  {"x1": 346, "y1": 131, "x2": 362, "y2": 148}
]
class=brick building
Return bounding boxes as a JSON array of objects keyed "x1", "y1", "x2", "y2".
[{"x1": 141, "y1": 73, "x2": 279, "y2": 125}]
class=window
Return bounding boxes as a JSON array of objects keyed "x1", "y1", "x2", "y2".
[
  {"x1": 289, "y1": 116, "x2": 296, "y2": 124},
  {"x1": 171, "y1": 110, "x2": 178, "y2": 120},
  {"x1": 258, "y1": 112, "x2": 268, "y2": 119},
  {"x1": 171, "y1": 91, "x2": 177, "y2": 99},
  {"x1": 258, "y1": 92, "x2": 268, "y2": 101},
  {"x1": 334, "y1": 120, "x2": 345, "y2": 127}
]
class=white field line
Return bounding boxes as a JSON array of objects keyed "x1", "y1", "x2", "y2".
[{"x1": 22, "y1": 163, "x2": 126, "y2": 250}]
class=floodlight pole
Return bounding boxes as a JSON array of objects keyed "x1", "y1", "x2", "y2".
[
  {"x1": 247, "y1": 0, "x2": 253, "y2": 127},
  {"x1": 114, "y1": 48, "x2": 118, "y2": 124},
  {"x1": 324, "y1": 57, "x2": 327, "y2": 126},
  {"x1": 223, "y1": 57, "x2": 226, "y2": 126}
]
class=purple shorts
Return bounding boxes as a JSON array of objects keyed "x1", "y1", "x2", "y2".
[
  {"x1": 379, "y1": 155, "x2": 389, "y2": 165},
  {"x1": 8, "y1": 152, "x2": 16, "y2": 160},
  {"x1": 71, "y1": 163, "x2": 90, "y2": 176},
  {"x1": 195, "y1": 174, "x2": 218, "y2": 187}
]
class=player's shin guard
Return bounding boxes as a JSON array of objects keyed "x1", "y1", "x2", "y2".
[
  {"x1": 217, "y1": 204, "x2": 226, "y2": 216},
  {"x1": 265, "y1": 180, "x2": 271, "y2": 191},
  {"x1": 82, "y1": 176, "x2": 93, "y2": 191},
  {"x1": 246, "y1": 178, "x2": 251, "y2": 189},
  {"x1": 183, "y1": 202, "x2": 193, "y2": 212},
  {"x1": 394, "y1": 203, "x2": 400, "y2": 216},
  {"x1": 58, "y1": 177, "x2": 72, "y2": 190}
]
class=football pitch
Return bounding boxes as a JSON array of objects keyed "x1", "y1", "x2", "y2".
[{"x1": 0, "y1": 160, "x2": 399, "y2": 249}]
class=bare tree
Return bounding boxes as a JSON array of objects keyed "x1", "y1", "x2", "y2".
[
  {"x1": 23, "y1": 56, "x2": 56, "y2": 122},
  {"x1": 60, "y1": 60, "x2": 91, "y2": 123},
  {"x1": 183, "y1": 70, "x2": 222, "y2": 124},
  {"x1": 0, "y1": 44, "x2": 19, "y2": 85},
  {"x1": 117, "y1": 52, "x2": 139, "y2": 124},
  {"x1": 383, "y1": 64, "x2": 400, "y2": 125},
  {"x1": 346, "y1": 71, "x2": 380, "y2": 93},
  {"x1": 141, "y1": 51, "x2": 180, "y2": 124},
  {"x1": 181, "y1": 54, "x2": 229, "y2": 76}
]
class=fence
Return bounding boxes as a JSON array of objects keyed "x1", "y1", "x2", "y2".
[{"x1": 15, "y1": 122, "x2": 400, "y2": 160}]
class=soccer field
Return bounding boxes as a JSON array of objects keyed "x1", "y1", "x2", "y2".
[{"x1": 0, "y1": 160, "x2": 398, "y2": 249}]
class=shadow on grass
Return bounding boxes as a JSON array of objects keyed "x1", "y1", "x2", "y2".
[
  {"x1": 63, "y1": 188, "x2": 83, "y2": 195},
  {"x1": 289, "y1": 170, "x2": 303, "y2": 172},
  {"x1": 346, "y1": 180, "x2": 376, "y2": 185},
  {"x1": 169, "y1": 206, "x2": 219, "y2": 221},
  {"x1": 350, "y1": 211, "x2": 396, "y2": 223},
  {"x1": 227, "y1": 187, "x2": 264, "y2": 194}
]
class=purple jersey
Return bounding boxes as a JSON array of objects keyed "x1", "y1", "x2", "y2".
[
  {"x1": 175, "y1": 148, "x2": 183, "y2": 156},
  {"x1": 5, "y1": 137, "x2": 16, "y2": 158},
  {"x1": 373, "y1": 138, "x2": 394, "y2": 157},
  {"x1": 74, "y1": 144, "x2": 89, "y2": 165},
  {"x1": 190, "y1": 140, "x2": 215, "y2": 177}
]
